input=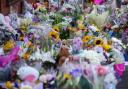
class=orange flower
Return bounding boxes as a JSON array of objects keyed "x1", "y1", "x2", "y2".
[
  {"x1": 3, "y1": 40, "x2": 15, "y2": 51},
  {"x1": 26, "y1": 41, "x2": 32, "y2": 47},
  {"x1": 23, "y1": 52, "x2": 30, "y2": 60}
]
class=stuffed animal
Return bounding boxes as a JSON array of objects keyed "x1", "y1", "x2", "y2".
[{"x1": 17, "y1": 66, "x2": 39, "y2": 82}]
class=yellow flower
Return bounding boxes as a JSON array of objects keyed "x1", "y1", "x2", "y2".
[
  {"x1": 64, "y1": 73, "x2": 72, "y2": 79},
  {"x1": 82, "y1": 36, "x2": 92, "y2": 43},
  {"x1": 77, "y1": 20, "x2": 85, "y2": 30},
  {"x1": 49, "y1": 31, "x2": 60, "y2": 41},
  {"x1": 108, "y1": 40, "x2": 112, "y2": 45},
  {"x1": 78, "y1": 23, "x2": 85, "y2": 30},
  {"x1": 5, "y1": 81, "x2": 13, "y2": 89},
  {"x1": 53, "y1": 26, "x2": 60, "y2": 32},
  {"x1": 26, "y1": 41, "x2": 32, "y2": 47},
  {"x1": 102, "y1": 44, "x2": 111, "y2": 51},
  {"x1": 19, "y1": 35, "x2": 24, "y2": 41},
  {"x1": 20, "y1": 24, "x2": 28, "y2": 32},
  {"x1": 3, "y1": 40, "x2": 15, "y2": 51},
  {"x1": 94, "y1": 38, "x2": 103, "y2": 46},
  {"x1": 68, "y1": 27, "x2": 77, "y2": 32}
]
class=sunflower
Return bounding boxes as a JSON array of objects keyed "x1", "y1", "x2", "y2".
[
  {"x1": 53, "y1": 26, "x2": 60, "y2": 32},
  {"x1": 82, "y1": 36, "x2": 92, "y2": 43},
  {"x1": 49, "y1": 31, "x2": 60, "y2": 41},
  {"x1": 3, "y1": 40, "x2": 15, "y2": 51},
  {"x1": 94, "y1": 38, "x2": 103, "y2": 46}
]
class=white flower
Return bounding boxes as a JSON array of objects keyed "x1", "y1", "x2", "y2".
[
  {"x1": 20, "y1": 84, "x2": 33, "y2": 89},
  {"x1": 83, "y1": 50, "x2": 106, "y2": 64},
  {"x1": 111, "y1": 48, "x2": 125, "y2": 64},
  {"x1": 88, "y1": 25, "x2": 99, "y2": 32},
  {"x1": 104, "y1": 73, "x2": 117, "y2": 85},
  {"x1": 0, "y1": 47, "x2": 4, "y2": 55},
  {"x1": 30, "y1": 48, "x2": 55, "y2": 63},
  {"x1": 41, "y1": 51, "x2": 55, "y2": 63},
  {"x1": 111, "y1": 37, "x2": 123, "y2": 45},
  {"x1": 30, "y1": 47, "x2": 42, "y2": 61},
  {"x1": 61, "y1": 4, "x2": 75, "y2": 11}
]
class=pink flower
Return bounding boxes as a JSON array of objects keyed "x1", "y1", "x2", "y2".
[{"x1": 96, "y1": 65, "x2": 107, "y2": 76}]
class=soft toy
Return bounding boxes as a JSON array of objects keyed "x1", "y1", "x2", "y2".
[
  {"x1": 17, "y1": 66, "x2": 39, "y2": 82},
  {"x1": 56, "y1": 45, "x2": 70, "y2": 65},
  {"x1": 0, "y1": 46, "x2": 20, "y2": 67}
]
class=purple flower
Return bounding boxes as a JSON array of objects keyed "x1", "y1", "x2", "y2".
[
  {"x1": 32, "y1": 17, "x2": 40, "y2": 23},
  {"x1": 122, "y1": 28, "x2": 128, "y2": 44},
  {"x1": 72, "y1": 37, "x2": 83, "y2": 53}
]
